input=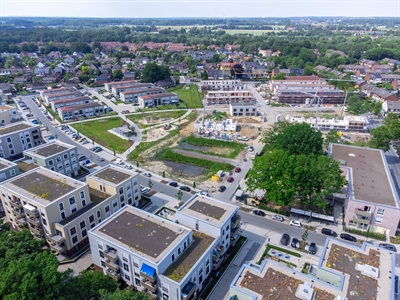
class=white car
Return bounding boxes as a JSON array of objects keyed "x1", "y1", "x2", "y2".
[
  {"x1": 141, "y1": 187, "x2": 150, "y2": 194},
  {"x1": 290, "y1": 220, "x2": 302, "y2": 228},
  {"x1": 199, "y1": 191, "x2": 209, "y2": 197},
  {"x1": 116, "y1": 158, "x2": 124, "y2": 165},
  {"x1": 143, "y1": 172, "x2": 152, "y2": 177}
]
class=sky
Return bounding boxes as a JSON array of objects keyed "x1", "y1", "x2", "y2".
[{"x1": 1, "y1": 0, "x2": 400, "y2": 18}]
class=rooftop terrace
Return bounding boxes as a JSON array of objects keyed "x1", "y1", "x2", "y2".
[
  {"x1": 0, "y1": 122, "x2": 33, "y2": 136},
  {"x1": 91, "y1": 166, "x2": 133, "y2": 185},
  {"x1": 331, "y1": 144, "x2": 398, "y2": 207},
  {"x1": 163, "y1": 231, "x2": 214, "y2": 282},
  {"x1": 95, "y1": 207, "x2": 189, "y2": 263}
]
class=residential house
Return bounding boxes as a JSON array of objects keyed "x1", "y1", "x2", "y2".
[
  {"x1": 95, "y1": 75, "x2": 110, "y2": 85},
  {"x1": 229, "y1": 103, "x2": 257, "y2": 117},
  {"x1": 360, "y1": 83, "x2": 398, "y2": 102},
  {"x1": 0, "y1": 105, "x2": 22, "y2": 125},
  {"x1": 326, "y1": 50, "x2": 347, "y2": 57},
  {"x1": 156, "y1": 78, "x2": 175, "y2": 89},
  {"x1": 201, "y1": 80, "x2": 245, "y2": 91},
  {"x1": 258, "y1": 49, "x2": 273, "y2": 57},
  {"x1": 0, "y1": 83, "x2": 13, "y2": 95},
  {"x1": 120, "y1": 87, "x2": 165, "y2": 103},
  {"x1": 51, "y1": 96, "x2": 93, "y2": 112},
  {"x1": 58, "y1": 102, "x2": 105, "y2": 121},
  {"x1": 104, "y1": 80, "x2": 138, "y2": 93},
  {"x1": 0, "y1": 158, "x2": 20, "y2": 213},
  {"x1": 205, "y1": 90, "x2": 254, "y2": 106},
  {"x1": 276, "y1": 88, "x2": 345, "y2": 105},
  {"x1": 382, "y1": 100, "x2": 400, "y2": 117},
  {"x1": 40, "y1": 87, "x2": 76, "y2": 100},
  {"x1": 34, "y1": 67, "x2": 51, "y2": 76},
  {"x1": 0, "y1": 122, "x2": 44, "y2": 160},
  {"x1": 112, "y1": 83, "x2": 154, "y2": 98},
  {"x1": 330, "y1": 143, "x2": 400, "y2": 236},
  {"x1": 359, "y1": 59, "x2": 377, "y2": 68},
  {"x1": 207, "y1": 69, "x2": 229, "y2": 80},
  {"x1": 138, "y1": 92, "x2": 179, "y2": 108},
  {"x1": 45, "y1": 91, "x2": 84, "y2": 105},
  {"x1": 225, "y1": 44, "x2": 241, "y2": 51}
]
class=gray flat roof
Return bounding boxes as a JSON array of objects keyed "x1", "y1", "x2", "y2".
[
  {"x1": 331, "y1": 144, "x2": 398, "y2": 207},
  {"x1": 0, "y1": 159, "x2": 16, "y2": 171},
  {"x1": 189, "y1": 200, "x2": 227, "y2": 220},
  {"x1": 90, "y1": 165, "x2": 133, "y2": 185},
  {"x1": 0, "y1": 122, "x2": 33, "y2": 136},
  {"x1": 94, "y1": 207, "x2": 189, "y2": 262},
  {"x1": 26, "y1": 142, "x2": 72, "y2": 158}
]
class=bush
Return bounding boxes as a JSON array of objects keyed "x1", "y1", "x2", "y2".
[
  {"x1": 258, "y1": 203, "x2": 290, "y2": 216},
  {"x1": 301, "y1": 262, "x2": 310, "y2": 274},
  {"x1": 345, "y1": 227, "x2": 386, "y2": 241},
  {"x1": 258, "y1": 243, "x2": 301, "y2": 263}
]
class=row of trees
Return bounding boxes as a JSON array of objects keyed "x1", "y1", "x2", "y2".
[
  {"x1": 369, "y1": 113, "x2": 400, "y2": 151},
  {"x1": 246, "y1": 122, "x2": 346, "y2": 209},
  {"x1": 0, "y1": 221, "x2": 151, "y2": 300}
]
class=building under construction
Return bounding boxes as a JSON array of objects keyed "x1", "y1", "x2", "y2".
[
  {"x1": 286, "y1": 115, "x2": 369, "y2": 131},
  {"x1": 205, "y1": 90, "x2": 255, "y2": 105},
  {"x1": 276, "y1": 88, "x2": 345, "y2": 105}
]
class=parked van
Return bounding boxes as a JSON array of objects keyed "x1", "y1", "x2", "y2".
[{"x1": 116, "y1": 158, "x2": 124, "y2": 165}]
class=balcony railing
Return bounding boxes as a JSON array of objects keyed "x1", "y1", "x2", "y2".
[
  {"x1": 25, "y1": 209, "x2": 39, "y2": 218},
  {"x1": 30, "y1": 226, "x2": 44, "y2": 236},
  {"x1": 231, "y1": 214, "x2": 241, "y2": 228},
  {"x1": 28, "y1": 217, "x2": 41, "y2": 226},
  {"x1": 141, "y1": 271, "x2": 156, "y2": 283},
  {"x1": 48, "y1": 234, "x2": 65, "y2": 245},
  {"x1": 230, "y1": 234, "x2": 239, "y2": 247},
  {"x1": 354, "y1": 209, "x2": 372, "y2": 218},
  {"x1": 352, "y1": 217, "x2": 371, "y2": 225},
  {"x1": 16, "y1": 218, "x2": 27, "y2": 227},
  {"x1": 49, "y1": 243, "x2": 66, "y2": 254},
  {"x1": 12, "y1": 209, "x2": 25, "y2": 219},
  {"x1": 212, "y1": 245, "x2": 225, "y2": 261},
  {"x1": 10, "y1": 201, "x2": 22, "y2": 209},
  {"x1": 106, "y1": 269, "x2": 120, "y2": 281},
  {"x1": 181, "y1": 282, "x2": 197, "y2": 300},
  {"x1": 213, "y1": 257, "x2": 223, "y2": 270},
  {"x1": 104, "y1": 249, "x2": 118, "y2": 263},
  {"x1": 142, "y1": 279, "x2": 158, "y2": 293},
  {"x1": 105, "y1": 259, "x2": 120, "y2": 272}
]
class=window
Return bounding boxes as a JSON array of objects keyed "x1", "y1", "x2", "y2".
[
  {"x1": 377, "y1": 209, "x2": 385, "y2": 215},
  {"x1": 178, "y1": 247, "x2": 181, "y2": 255},
  {"x1": 59, "y1": 203, "x2": 64, "y2": 211},
  {"x1": 99, "y1": 185, "x2": 103, "y2": 191},
  {"x1": 42, "y1": 218, "x2": 47, "y2": 225},
  {"x1": 119, "y1": 187, "x2": 124, "y2": 195},
  {"x1": 124, "y1": 274, "x2": 130, "y2": 281},
  {"x1": 81, "y1": 229, "x2": 87, "y2": 237},
  {"x1": 99, "y1": 250, "x2": 104, "y2": 258},
  {"x1": 58, "y1": 163, "x2": 63, "y2": 170},
  {"x1": 69, "y1": 196, "x2": 75, "y2": 205},
  {"x1": 48, "y1": 159, "x2": 54, "y2": 166},
  {"x1": 97, "y1": 210, "x2": 101, "y2": 218},
  {"x1": 120, "y1": 195, "x2": 125, "y2": 202},
  {"x1": 56, "y1": 156, "x2": 61, "y2": 163},
  {"x1": 172, "y1": 254, "x2": 175, "y2": 262},
  {"x1": 63, "y1": 153, "x2": 69, "y2": 159},
  {"x1": 124, "y1": 263, "x2": 129, "y2": 271},
  {"x1": 105, "y1": 205, "x2": 110, "y2": 212},
  {"x1": 101, "y1": 261, "x2": 106, "y2": 267},
  {"x1": 90, "y1": 223, "x2": 96, "y2": 229},
  {"x1": 61, "y1": 212, "x2": 66, "y2": 219},
  {"x1": 72, "y1": 236, "x2": 78, "y2": 244},
  {"x1": 133, "y1": 259, "x2": 139, "y2": 268},
  {"x1": 82, "y1": 199, "x2": 86, "y2": 207},
  {"x1": 71, "y1": 205, "x2": 77, "y2": 214},
  {"x1": 70, "y1": 227, "x2": 76, "y2": 235},
  {"x1": 80, "y1": 191, "x2": 84, "y2": 199},
  {"x1": 126, "y1": 183, "x2": 131, "y2": 190},
  {"x1": 70, "y1": 151, "x2": 75, "y2": 157},
  {"x1": 112, "y1": 200, "x2": 118, "y2": 207},
  {"x1": 89, "y1": 214, "x2": 94, "y2": 223},
  {"x1": 184, "y1": 241, "x2": 187, "y2": 249},
  {"x1": 135, "y1": 278, "x2": 141, "y2": 286},
  {"x1": 80, "y1": 220, "x2": 86, "y2": 229}
]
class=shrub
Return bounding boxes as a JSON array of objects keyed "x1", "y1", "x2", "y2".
[{"x1": 345, "y1": 227, "x2": 386, "y2": 241}]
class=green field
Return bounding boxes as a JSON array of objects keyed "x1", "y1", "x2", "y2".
[
  {"x1": 167, "y1": 84, "x2": 203, "y2": 108},
  {"x1": 71, "y1": 117, "x2": 133, "y2": 153},
  {"x1": 127, "y1": 110, "x2": 186, "y2": 125}
]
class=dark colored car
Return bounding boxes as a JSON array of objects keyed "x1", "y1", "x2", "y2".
[
  {"x1": 93, "y1": 147, "x2": 102, "y2": 153},
  {"x1": 291, "y1": 237, "x2": 300, "y2": 248},
  {"x1": 308, "y1": 242, "x2": 317, "y2": 254},
  {"x1": 378, "y1": 243, "x2": 397, "y2": 252},
  {"x1": 253, "y1": 210, "x2": 266, "y2": 217},
  {"x1": 340, "y1": 233, "x2": 357, "y2": 242},
  {"x1": 280, "y1": 233, "x2": 290, "y2": 246},
  {"x1": 227, "y1": 176, "x2": 234, "y2": 183},
  {"x1": 180, "y1": 186, "x2": 191, "y2": 192},
  {"x1": 321, "y1": 228, "x2": 338, "y2": 237},
  {"x1": 234, "y1": 167, "x2": 241, "y2": 173},
  {"x1": 169, "y1": 182, "x2": 178, "y2": 187},
  {"x1": 218, "y1": 185, "x2": 226, "y2": 192}
]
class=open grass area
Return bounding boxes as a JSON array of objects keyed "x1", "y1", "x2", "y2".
[
  {"x1": 127, "y1": 110, "x2": 186, "y2": 125},
  {"x1": 158, "y1": 148, "x2": 233, "y2": 175},
  {"x1": 71, "y1": 117, "x2": 133, "y2": 153},
  {"x1": 181, "y1": 135, "x2": 245, "y2": 159},
  {"x1": 167, "y1": 84, "x2": 203, "y2": 108}
]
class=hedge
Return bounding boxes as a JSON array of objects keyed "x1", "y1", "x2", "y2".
[{"x1": 345, "y1": 227, "x2": 386, "y2": 241}]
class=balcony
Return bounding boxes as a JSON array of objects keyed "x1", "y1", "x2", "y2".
[
  {"x1": 231, "y1": 214, "x2": 241, "y2": 228},
  {"x1": 213, "y1": 257, "x2": 223, "y2": 270},
  {"x1": 352, "y1": 217, "x2": 371, "y2": 225},
  {"x1": 49, "y1": 243, "x2": 66, "y2": 254},
  {"x1": 231, "y1": 225, "x2": 240, "y2": 236},
  {"x1": 30, "y1": 226, "x2": 44, "y2": 236},
  {"x1": 142, "y1": 279, "x2": 158, "y2": 293},
  {"x1": 10, "y1": 201, "x2": 22, "y2": 209},
  {"x1": 12, "y1": 209, "x2": 25, "y2": 219},
  {"x1": 25, "y1": 209, "x2": 39, "y2": 218},
  {"x1": 181, "y1": 281, "x2": 197, "y2": 300},
  {"x1": 354, "y1": 208, "x2": 372, "y2": 218},
  {"x1": 28, "y1": 217, "x2": 41, "y2": 226},
  {"x1": 212, "y1": 245, "x2": 225, "y2": 261},
  {"x1": 106, "y1": 269, "x2": 120, "y2": 281},
  {"x1": 104, "y1": 249, "x2": 118, "y2": 263},
  {"x1": 105, "y1": 258, "x2": 120, "y2": 272},
  {"x1": 16, "y1": 218, "x2": 27, "y2": 227},
  {"x1": 231, "y1": 234, "x2": 239, "y2": 247},
  {"x1": 48, "y1": 235, "x2": 65, "y2": 245}
]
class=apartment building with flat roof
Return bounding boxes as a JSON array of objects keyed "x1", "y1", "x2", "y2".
[
  {"x1": 229, "y1": 103, "x2": 257, "y2": 117},
  {"x1": 0, "y1": 121, "x2": 44, "y2": 160},
  {"x1": 230, "y1": 238, "x2": 395, "y2": 300},
  {"x1": 205, "y1": 90, "x2": 255, "y2": 106},
  {"x1": 276, "y1": 88, "x2": 345, "y2": 105},
  {"x1": 89, "y1": 194, "x2": 241, "y2": 299},
  {"x1": 104, "y1": 80, "x2": 138, "y2": 93},
  {"x1": 23, "y1": 140, "x2": 79, "y2": 177},
  {"x1": 50, "y1": 96, "x2": 93, "y2": 112},
  {"x1": 45, "y1": 91, "x2": 84, "y2": 105},
  {"x1": 0, "y1": 158, "x2": 19, "y2": 214},
  {"x1": 112, "y1": 83, "x2": 154, "y2": 98},
  {"x1": 200, "y1": 80, "x2": 245, "y2": 91},
  {"x1": 0, "y1": 105, "x2": 22, "y2": 125},
  {"x1": 58, "y1": 102, "x2": 105, "y2": 121},
  {"x1": 0, "y1": 164, "x2": 141, "y2": 256},
  {"x1": 138, "y1": 92, "x2": 179, "y2": 108},
  {"x1": 329, "y1": 143, "x2": 400, "y2": 236},
  {"x1": 120, "y1": 87, "x2": 165, "y2": 103}
]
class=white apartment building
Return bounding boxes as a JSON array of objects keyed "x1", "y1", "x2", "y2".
[
  {"x1": 58, "y1": 102, "x2": 105, "y2": 121},
  {"x1": 120, "y1": 87, "x2": 165, "y2": 103},
  {"x1": 40, "y1": 87, "x2": 76, "y2": 101},
  {"x1": 200, "y1": 80, "x2": 245, "y2": 91},
  {"x1": 0, "y1": 105, "x2": 22, "y2": 125},
  {"x1": 104, "y1": 80, "x2": 138, "y2": 93},
  {"x1": 89, "y1": 194, "x2": 241, "y2": 299},
  {"x1": 50, "y1": 96, "x2": 93, "y2": 112},
  {"x1": 44, "y1": 91, "x2": 84, "y2": 105},
  {"x1": 229, "y1": 103, "x2": 257, "y2": 117},
  {"x1": 112, "y1": 83, "x2": 154, "y2": 98},
  {"x1": 138, "y1": 92, "x2": 179, "y2": 108}
]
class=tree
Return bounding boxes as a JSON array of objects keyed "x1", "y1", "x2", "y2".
[
  {"x1": 70, "y1": 42, "x2": 91, "y2": 54},
  {"x1": 302, "y1": 65, "x2": 315, "y2": 76},
  {"x1": 200, "y1": 70, "x2": 208, "y2": 80},
  {"x1": 273, "y1": 123, "x2": 323, "y2": 156},
  {"x1": 162, "y1": 171, "x2": 165, "y2": 178},
  {"x1": 261, "y1": 120, "x2": 292, "y2": 147},
  {"x1": 383, "y1": 113, "x2": 400, "y2": 140},
  {"x1": 273, "y1": 72, "x2": 285, "y2": 80},
  {"x1": 302, "y1": 229, "x2": 309, "y2": 248},
  {"x1": 369, "y1": 126, "x2": 391, "y2": 151},
  {"x1": 193, "y1": 182, "x2": 196, "y2": 188},
  {"x1": 372, "y1": 101, "x2": 382, "y2": 116},
  {"x1": 112, "y1": 69, "x2": 124, "y2": 81},
  {"x1": 78, "y1": 74, "x2": 89, "y2": 83},
  {"x1": 141, "y1": 63, "x2": 171, "y2": 83},
  {"x1": 100, "y1": 289, "x2": 152, "y2": 300},
  {"x1": 324, "y1": 130, "x2": 340, "y2": 148},
  {"x1": 176, "y1": 189, "x2": 183, "y2": 201},
  {"x1": 148, "y1": 179, "x2": 153, "y2": 189}
]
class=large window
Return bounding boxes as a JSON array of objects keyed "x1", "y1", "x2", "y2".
[
  {"x1": 70, "y1": 227, "x2": 76, "y2": 235},
  {"x1": 69, "y1": 196, "x2": 76, "y2": 205},
  {"x1": 80, "y1": 220, "x2": 86, "y2": 229},
  {"x1": 377, "y1": 209, "x2": 385, "y2": 216}
]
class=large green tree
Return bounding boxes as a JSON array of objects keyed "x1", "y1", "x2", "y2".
[
  {"x1": 100, "y1": 289, "x2": 152, "y2": 300},
  {"x1": 141, "y1": 63, "x2": 171, "y2": 83},
  {"x1": 369, "y1": 126, "x2": 392, "y2": 151},
  {"x1": 324, "y1": 130, "x2": 340, "y2": 148}
]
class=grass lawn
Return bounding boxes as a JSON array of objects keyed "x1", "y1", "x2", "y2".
[
  {"x1": 127, "y1": 110, "x2": 186, "y2": 125},
  {"x1": 47, "y1": 107, "x2": 63, "y2": 123},
  {"x1": 167, "y1": 84, "x2": 203, "y2": 108},
  {"x1": 71, "y1": 117, "x2": 133, "y2": 153}
]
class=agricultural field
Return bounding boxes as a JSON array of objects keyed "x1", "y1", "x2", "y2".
[
  {"x1": 167, "y1": 84, "x2": 203, "y2": 108},
  {"x1": 71, "y1": 117, "x2": 133, "y2": 153}
]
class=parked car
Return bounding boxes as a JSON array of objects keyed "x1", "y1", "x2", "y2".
[
  {"x1": 116, "y1": 158, "x2": 124, "y2": 165},
  {"x1": 218, "y1": 185, "x2": 226, "y2": 192},
  {"x1": 26, "y1": 114, "x2": 34, "y2": 117},
  {"x1": 91, "y1": 146, "x2": 100, "y2": 151},
  {"x1": 321, "y1": 228, "x2": 338, "y2": 237},
  {"x1": 234, "y1": 167, "x2": 241, "y2": 173},
  {"x1": 253, "y1": 210, "x2": 266, "y2": 217},
  {"x1": 47, "y1": 116, "x2": 53, "y2": 121},
  {"x1": 93, "y1": 147, "x2": 102, "y2": 153},
  {"x1": 78, "y1": 155, "x2": 87, "y2": 162},
  {"x1": 199, "y1": 191, "x2": 209, "y2": 196},
  {"x1": 280, "y1": 233, "x2": 290, "y2": 246},
  {"x1": 31, "y1": 120, "x2": 39, "y2": 125},
  {"x1": 180, "y1": 186, "x2": 191, "y2": 192},
  {"x1": 272, "y1": 215, "x2": 284, "y2": 222},
  {"x1": 97, "y1": 157, "x2": 105, "y2": 162},
  {"x1": 289, "y1": 220, "x2": 302, "y2": 228},
  {"x1": 121, "y1": 111, "x2": 126, "y2": 114},
  {"x1": 308, "y1": 242, "x2": 317, "y2": 254},
  {"x1": 82, "y1": 140, "x2": 89, "y2": 145},
  {"x1": 141, "y1": 187, "x2": 150, "y2": 194},
  {"x1": 227, "y1": 176, "x2": 234, "y2": 183},
  {"x1": 291, "y1": 237, "x2": 300, "y2": 248},
  {"x1": 143, "y1": 172, "x2": 152, "y2": 177},
  {"x1": 169, "y1": 182, "x2": 178, "y2": 187},
  {"x1": 47, "y1": 135, "x2": 55, "y2": 141},
  {"x1": 340, "y1": 233, "x2": 357, "y2": 242},
  {"x1": 378, "y1": 243, "x2": 397, "y2": 252},
  {"x1": 248, "y1": 146, "x2": 254, "y2": 152}
]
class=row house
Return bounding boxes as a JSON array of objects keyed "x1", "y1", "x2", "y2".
[
  {"x1": 40, "y1": 87, "x2": 76, "y2": 100},
  {"x1": 112, "y1": 83, "x2": 154, "y2": 98},
  {"x1": 120, "y1": 87, "x2": 165, "y2": 103},
  {"x1": 138, "y1": 92, "x2": 179, "y2": 108},
  {"x1": 339, "y1": 64, "x2": 365, "y2": 72},
  {"x1": 360, "y1": 83, "x2": 399, "y2": 102},
  {"x1": 205, "y1": 91, "x2": 255, "y2": 106},
  {"x1": 359, "y1": 59, "x2": 377, "y2": 68},
  {"x1": 104, "y1": 79, "x2": 138, "y2": 93},
  {"x1": 58, "y1": 102, "x2": 105, "y2": 121},
  {"x1": 269, "y1": 76, "x2": 326, "y2": 90},
  {"x1": 50, "y1": 96, "x2": 93, "y2": 112},
  {"x1": 45, "y1": 91, "x2": 84, "y2": 105},
  {"x1": 382, "y1": 100, "x2": 400, "y2": 117}
]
